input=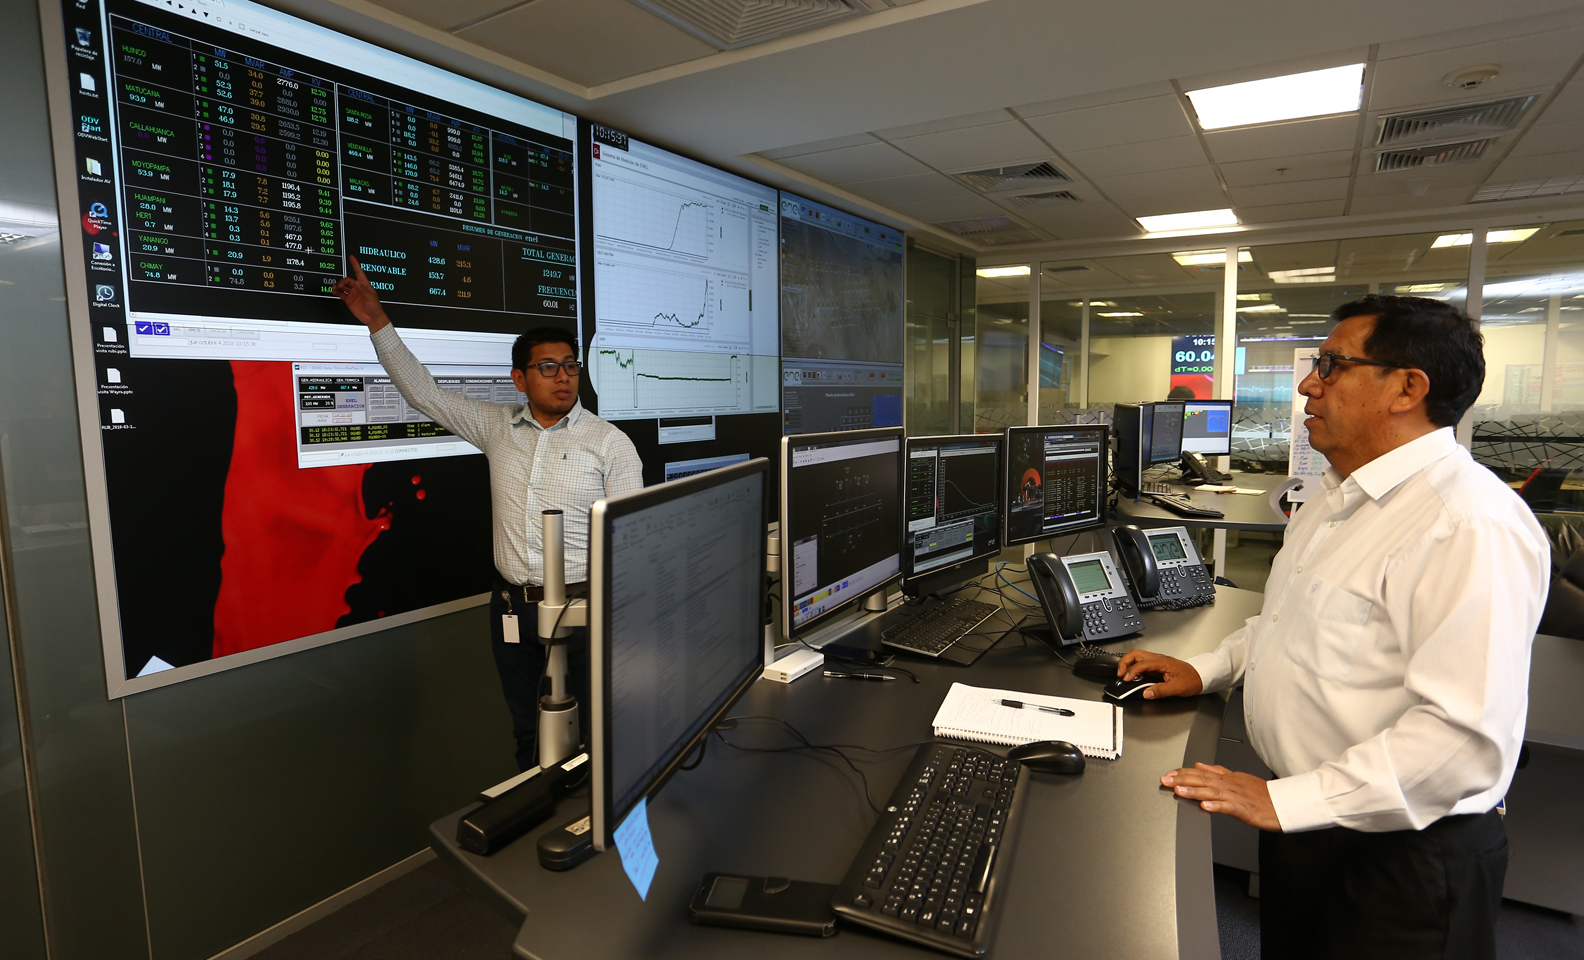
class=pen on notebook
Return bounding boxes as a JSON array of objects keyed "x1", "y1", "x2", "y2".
[
  {"x1": 998, "y1": 698, "x2": 1073, "y2": 716},
  {"x1": 824, "y1": 670, "x2": 896, "y2": 682}
]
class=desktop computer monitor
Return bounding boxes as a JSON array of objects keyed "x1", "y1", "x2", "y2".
[
  {"x1": 1180, "y1": 400, "x2": 1234, "y2": 456},
  {"x1": 781, "y1": 428, "x2": 904, "y2": 640},
  {"x1": 589, "y1": 457, "x2": 770, "y2": 851},
  {"x1": 1148, "y1": 402, "x2": 1186, "y2": 465},
  {"x1": 1004, "y1": 425, "x2": 1109, "y2": 546},
  {"x1": 903, "y1": 434, "x2": 1004, "y2": 588}
]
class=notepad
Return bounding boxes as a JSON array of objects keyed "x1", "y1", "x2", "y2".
[{"x1": 931, "y1": 683, "x2": 1122, "y2": 760}]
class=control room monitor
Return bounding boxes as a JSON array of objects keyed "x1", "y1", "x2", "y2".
[
  {"x1": 1148, "y1": 402, "x2": 1186, "y2": 465},
  {"x1": 1180, "y1": 400, "x2": 1233, "y2": 456},
  {"x1": 1004, "y1": 425, "x2": 1108, "y2": 547},
  {"x1": 781, "y1": 427, "x2": 903, "y2": 638},
  {"x1": 589, "y1": 458, "x2": 769, "y2": 851},
  {"x1": 904, "y1": 434, "x2": 1003, "y2": 581}
]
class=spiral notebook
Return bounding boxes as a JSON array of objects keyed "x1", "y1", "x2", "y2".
[{"x1": 931, "y1": 683, "x2": 1122, "y2": 760}]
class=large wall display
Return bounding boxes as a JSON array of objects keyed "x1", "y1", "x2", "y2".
[{"x1": 51, "y1": 0, "x2": 580, "y2": 695}]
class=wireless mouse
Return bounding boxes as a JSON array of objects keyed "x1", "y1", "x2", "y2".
[
  {"x1": 1073, "y1": 653, "x2": 1121, "y2": 682},
  {"x1": 1006, "y1": 740, "x2": 1086, "y2": 775}
]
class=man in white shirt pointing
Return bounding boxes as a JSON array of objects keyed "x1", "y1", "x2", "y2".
[{"x1": 1119, "y1": 295, "x2": 1547, "y2": 959}]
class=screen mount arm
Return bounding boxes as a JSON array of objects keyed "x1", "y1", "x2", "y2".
[{"x1": 537, "y1": 510, "x2": 586, "y2": 768}]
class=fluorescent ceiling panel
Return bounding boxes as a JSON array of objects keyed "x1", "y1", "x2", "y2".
[
  {"x1": 1187, "y1": 64, "x2": 1365, "y2": 130},
  {"x1": 976, "y1": 265, "x2": 1031, "y2": 278},
  {"x1": 1136, "y1": 208, "x2": 1239, "y2": 233},
  {"x1": 1098, "y1": 311, "x2": 1143, "y2": 317},
  {"x1": 1431, "y1": 228, "x2": 1541, "y2": 248},
  {"x1": 1268, "y1": 267, "x2": 1335, "y2": 283},
  {"x1": 1172, "y1": 248, "x2": 1253, "y2": 266}
]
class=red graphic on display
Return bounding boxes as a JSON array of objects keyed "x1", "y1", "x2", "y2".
[
  {"x1": 1169, "y1": 374, "x2": 1213, "y2": 399},
  {"x1": 212, "y1": 361, "x2": 390, "y2": 658}
]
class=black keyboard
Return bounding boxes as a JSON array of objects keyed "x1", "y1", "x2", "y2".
[
  {"x1": 833, "y1": 743, "x2": 1026, "y2": 957},
  {"x1": 1140, "y1": 481, "x2": 1173, "y2": 495},
  {"x1": 1144, "y1": 492, "x2": 1225, "y2": 519},
  {"x1": 881, "y1": 598, "x2": 999, "y2": 658}
]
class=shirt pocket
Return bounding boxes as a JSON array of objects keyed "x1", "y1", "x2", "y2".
[{"x1": 1283, "y1": 577, "x2": 1374, "y2": 681}]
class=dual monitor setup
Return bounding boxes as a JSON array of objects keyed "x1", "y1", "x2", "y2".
[{"x1": 1114, "y1": 399, "x2": 1235, "y2": 493}]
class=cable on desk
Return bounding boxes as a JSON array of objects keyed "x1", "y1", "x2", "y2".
[{"x1": 711, "y1": 716, "x2": 943, "y2": 814}]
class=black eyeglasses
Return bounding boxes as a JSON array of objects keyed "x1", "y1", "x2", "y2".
[
  {"x1": 1310, "y1": 352, "x2": 1407, "y2": 380},
  {"x1": 526, "y1": 360, "x2": 582, "y2": 377}
]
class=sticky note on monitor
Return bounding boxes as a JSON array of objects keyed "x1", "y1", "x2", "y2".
[{"x1": 613, "y1": 797, "x2": 659, "y2": 901}]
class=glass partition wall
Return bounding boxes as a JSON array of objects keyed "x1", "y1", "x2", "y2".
[{"x1": 973, "y1": 268, "x2": 1031, "y2": 433}]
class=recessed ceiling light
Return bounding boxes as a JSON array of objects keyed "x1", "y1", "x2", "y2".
[
  {"x1": 1268, "y1": 267, "x2": 1335, "y2": 283},
  {"x1": 1432, "y1": 228, "x2": 1541, "y2": 248},
  {"x1": 1097, "y1": 311, "x2": 1144, "y2": 317},
  {"x1": 1395, "y1": 282, "x2": 1452, "y2": 293},
  {"x1": 1186, "y1": 63, "x2": 1365, "y2": 130},
  {"x1": 1172, "y1": 249, "x2": 1254, "y2": 266},
  {"x1": 1239, "y1": 304, "x2": 1287, "y2": 313},
  {"x1": 1237, "y1": 293, "x2": 1271, "y2": 301},
  {"x1": 1137, "y1": 209, "x2": 1239, "y2": 233},
  {"x1": 1069, "y1": 300, "x2": 1117, "y2": 307},
  {"x1": 1288, "y1": 313, "x2": 1331, "y2": 318},
  {"x1": 0, "y1": 232, "x2": 27, "y2": 243},
  {"x1": 976, "y1": 265, "x2": 1031, "y2": 278}
]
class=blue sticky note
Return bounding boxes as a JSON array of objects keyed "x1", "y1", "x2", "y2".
[{"x1": 613, "y1": 798, "x2": 659, "y2": 901}]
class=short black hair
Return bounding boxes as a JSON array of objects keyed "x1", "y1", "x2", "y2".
[
  {"x1": 1332, "y1": 294, "x2": 1485, "y2": 428},
  {"x1": 511, "y1": 326, "x2": 578, "y2": 371}
]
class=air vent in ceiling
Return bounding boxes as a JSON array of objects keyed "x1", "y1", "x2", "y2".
[
  {"x1": 1376, "y1": 96, "x2": 1536, "y2": 146},
  {"x1": 1005, "y1": 190, "x2": 1082, "y2": 207},
  {"x1": 1375, "y1": 139, "x2": 1494, "y2": 172},
  {"x1": 1471, "y1": 175, "x2": 1584, "y2": 202},
  {"x1": 952, "y1": 161, "x2": 1069, "y2": 192},
  {"x1": 628, "y1": 0, "x2": 862, "y2": 50},
  {"x1": 1044, "y1": 264, "x2": 1091, "y2": 273},
  {"x1": 935, "y1": 217, "x2": 1044, "y2": 245},
  {"x1": 1557, "y1": 228, "x2": 1584, "y2": 238}
]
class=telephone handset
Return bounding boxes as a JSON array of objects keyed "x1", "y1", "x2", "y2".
[
  {"x1": 1114, "y1": 524, "x2": 1215, "y2": 610},
  {"x1": 1180, "y1": 451, "x2": 1232, "y2": 484},
  {"x1": 1026, "y1": 550, "x2": 1143, "y2": 646}
]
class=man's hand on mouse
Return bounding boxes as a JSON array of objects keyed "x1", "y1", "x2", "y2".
[
  {"x1": 1115, "y1": 649, "x2": 1203, "y2": 699},
  {"x1": 1161, "y1": 763, "x2": 1281, "y2": 831}
]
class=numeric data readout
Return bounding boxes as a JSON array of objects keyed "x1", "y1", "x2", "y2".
[{"x1": 105, "y1": 3, "x2": 576, "y2": 336}]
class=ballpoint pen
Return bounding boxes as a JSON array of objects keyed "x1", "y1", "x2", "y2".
[
  {"x1": 824, "y1": 670, "x2": 896, "y2": 681},
  {"x1": 998, "y1": 698, "x2": 1073, "y2": 716}
]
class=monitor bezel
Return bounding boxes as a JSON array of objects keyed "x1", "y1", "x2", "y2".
[
  {"x1": 1178, "y1": 398, "x2": 1235, "y2": 457},
  {"x1": 901, "y1": 433, "x2": 1006, "y2": 583},
  {"x1": 1003, "y1": 424, "x2": 1111, "y2": 548},
  {"x1": 590, "y1": 456, "x2": 771, "y2": 851},
  {"x1": 779, "y1": 426, "x2": 905, "y2": 641}
]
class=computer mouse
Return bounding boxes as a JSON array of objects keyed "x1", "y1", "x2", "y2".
[
  {"x1": 1072, "y1": 653, "x2": 1121, "y2": 682},
  {"x1": 1104, "y1": 674, "x2": 1159, "y2": 702},
  {"x1": 1006, "y1": 740, "x2": 1086, "y2": 775}
]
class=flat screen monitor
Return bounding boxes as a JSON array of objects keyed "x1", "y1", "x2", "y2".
[
  {"x1": 781, "y1": 428, "x2": 904, "y2": 637},
  {"x1": 779, "y1": 193, "x2": 905, "y2": 434},
  {"x1": 1148, "y1": 402, "x2": 1186, "y2": 464},
  {"x1": 904, "y1": 434, "x2": 1004, "y2": 581},
  {"x1": 589, "y1": 457, "x2": 769, "y2": 851},
  {"x1": 1004, "y1": 425, "x2": 1108, "y2": 546},
  {"x1": 1181, "y1": 400, "x2": 1234, "y2": 456}
]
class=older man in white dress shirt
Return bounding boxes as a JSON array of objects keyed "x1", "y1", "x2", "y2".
[{"x1": 1119, "y1": 294, "x2": 1547, "y2": 959}]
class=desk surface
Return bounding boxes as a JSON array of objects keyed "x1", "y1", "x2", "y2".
[
  {"x1": 1113, "y1": 472, "x2": 1291, "y2": 533},
  {"x1": 431, "y1": 589, "x2": 1266, "y2": 960}
]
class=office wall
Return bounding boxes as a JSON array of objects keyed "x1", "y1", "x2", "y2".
[
  {"x1": 0, "y1": 3, "x2": 518, "y2": 958},
  {"x1": 1088, "y1": 335, "x2": 1174, "y2": 405}
]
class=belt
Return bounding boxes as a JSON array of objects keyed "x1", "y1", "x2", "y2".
[{"x1": 495, "y1": 577, "x2": 589, "y2": 607}]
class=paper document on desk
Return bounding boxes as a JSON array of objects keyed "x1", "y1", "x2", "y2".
[{"x1": 932, "y1": 683, "x2": 1121, "y2": 759}]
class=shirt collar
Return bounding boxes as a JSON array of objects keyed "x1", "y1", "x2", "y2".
[
  {"x1": 1342, "y1": 427, "x2": 1458, "y2": 501},
  {"x1": 513, "y1": 399, "x2": 584, "y2": 430}
]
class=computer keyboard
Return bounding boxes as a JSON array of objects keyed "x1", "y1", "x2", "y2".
[
  {"x1": 1144, "y1": 492, "x2": 1225, "y2": 519},
  {"x1": 881, "y1": 598, "x2": 999, "y2": 658},
  {"x1": 1139, "y1": 480, "x2": 1173, "y2": 495},
  {"x1": 832, "y1": 743, "x2": 1027, "y2": 957}
]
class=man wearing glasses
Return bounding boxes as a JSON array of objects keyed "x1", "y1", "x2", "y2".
[
  {"x1": 334, "y1": 257, "x2": 642, "y2": 771},
  {"x1": 1119, "y1": 295, "x2": 1547, "y2": 959}
]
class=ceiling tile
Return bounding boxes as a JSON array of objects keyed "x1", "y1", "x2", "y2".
[
  {"x1": 1230, "y1": 177, "x2": 1349, "y2": 207},
  {"x1": 887, "y1": 122, "x2": 1050, "y2": 170},
  {"x1": 1236, "y1": 200, "x2": 1347, "y2": 224},
  {"x1": 1090, "y1": 165, "x2": 1220, "y2": 201},
  {"x1": 1348, "y1": 185, "x2": 1477, "y2": 214},
  {"x1": 1508, "y1": 120, "x2": 1584, "y2": 159},
  {"x1": 1377, "y1": 9, "x2": 1584, "y2": 59},
  {"x1": 1534, "y1": 81, "x2": 1584, "y2": 128},
  {"x1": 1019, "y1": 207, "x2": 1142, "y2": 240},
  {"x1": 1059, "y1": 136, "x2": 1208, "y2": 180},
  {"x1": 1012, "y1": 82, "x2": 1177, "y2": 119},
  {"x1": 455, "y1": 0, "x2": 716, "y2": 87},
  {"x1": 874, "y1": 109, "x2": 1012, "y2": 141},
  {"x1": 778, "y1": 142, "x2": 929, "y2": 182},
  {"x1": 1021, "y1": 96, "x2": 1194, "y2": 151},
  {"x1": 1218, "y1": 150, "x2": 1357, "y2": 188},
  {"x1": 1490, "y1": 151, "x2": 1584, "y2": 181},
  {"x1": 1204, "y1": 116, "x2": 1360, "y2": 164},
  {"x1": 1113, "y1": 189, "x2": 1231, "y2": 219},
  {"x1": 842, "y1": 173, "x2": 972, "y2": 206},
  {"x1": 1351, "y1": 163, "x2": 1488, "y2": 197},
  {"x1": 369, "y1": 0, "x2": 513, "y2": 30},
  {"x1": 758, "y1": 134, "x2": 878, "y2": 160},
  {"x1": 887, "y1": 195, "x2": 1009, "y2": 222},
  {"x1": 1368, "y1": 27, "x2": 1584, "y2": 112}
]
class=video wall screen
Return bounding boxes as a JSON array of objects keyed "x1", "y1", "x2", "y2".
[
  {"x1": 778, "y1": 193, "x2": 905, "y2": 435},
  {"x1": 55, "y1": 0, "x2": 580, "y2": 694}
]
